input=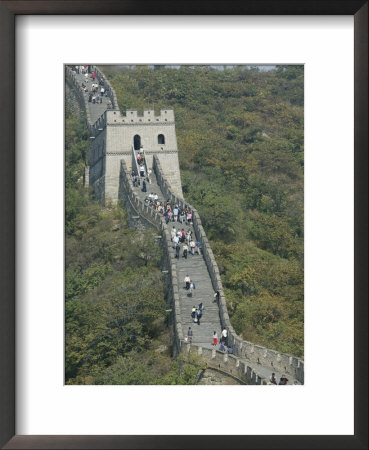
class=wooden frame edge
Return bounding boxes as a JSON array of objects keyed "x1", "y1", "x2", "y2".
[{"x1": 0, "y1": 1, "x2": 367, "y2": 449}]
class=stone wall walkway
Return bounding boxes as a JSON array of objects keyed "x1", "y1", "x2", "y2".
[
  {"x1": 132, "y1": 169, "x2": 223, "y2": 349},
  {"x1": 73, "y1": 70, "x2": 110, "y2": 124}
]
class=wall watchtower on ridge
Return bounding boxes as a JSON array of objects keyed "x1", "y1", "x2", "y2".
[{"x1": 89, "y1": 107, "x2": 182, "y2": 203}]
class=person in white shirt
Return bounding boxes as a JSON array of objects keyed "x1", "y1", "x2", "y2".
[
  {"x1": 190, "y1": 240, "x2": 196, "y2": 255},
  {"x1": 173, "y1": 235, "x2": 180, "y2": 248},
  {"x1": 186, "y1": 230, "x2": 192, "y2": 245},
  {"x1": 184, "y1": 275, "x2": 191, "y2": 290},
  {"x1": 221, "y1": 327, "x2": 228, "y2": 345},
  {"x1": 153, "y1": 193, "x2": 158, "y2": 201},
  {"x1": 171, "y1": 226, "x2": 177, "y2": 241}
]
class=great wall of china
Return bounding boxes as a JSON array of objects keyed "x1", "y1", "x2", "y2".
[{"x1": 66, "y1": 65, "x2": 304, "y2": 385}]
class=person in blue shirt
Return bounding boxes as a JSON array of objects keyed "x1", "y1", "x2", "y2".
[{"x1": 173, "y1": 206, "x2": 179, "y2": 221}]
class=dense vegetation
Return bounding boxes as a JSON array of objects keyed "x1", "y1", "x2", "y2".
[
  {"x1": 105, "y1": 65, "x2": 304, "y2": 358},
  {"x1": 65, "y1": 108, "x2": 205, "y2": 384}
]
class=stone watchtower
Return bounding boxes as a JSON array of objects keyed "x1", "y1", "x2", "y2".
[{"x1": 88, "y1": 107, "x2": 183, "y2": 204}]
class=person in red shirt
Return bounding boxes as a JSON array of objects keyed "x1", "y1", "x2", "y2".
[{"x1": 212, "y1": 331, "x2": 218, "y2": 346}]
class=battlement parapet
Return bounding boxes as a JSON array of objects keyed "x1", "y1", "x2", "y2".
[
  {"x1": 105, "y1": 108, "x2": 174, "y2": 125},
  {"x1": 180, "y1": 341, "x2": 267, "y2": 385}
]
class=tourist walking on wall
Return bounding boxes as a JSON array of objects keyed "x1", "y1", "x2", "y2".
[
  {"x1": 187, "y1": 327, "x2": 193, "y2": 343},
  {"x1": 171, "y1": 226, "x2": 176, "y2": 241},
  {"x1": 189, "y1": 281, "x2": 195, "y2": 296},
  {"x1": 182, "y1": 243, "x2": 188, "y2": 259},
  {"x1": 221, "y1": 327, "x2": 228, "y2": 345},
  {"x1": 173, "y1": 235, "x2": 179, "y2": 248},
  {"x1": 219, "y1": 342, "x2": 226, "y2": 352},
  {"x1": 186, "y1": 230, "x2": 192, "y2": 245},
  {"x1": 278, "y1": 375, "x2": 289, "y2": 385},
  {"x1": 187, "y1": 211, "x2": 192, "y2": 224},
  {"x1": 184, "y1": 275, "x2": 191, "y2": 290},
  {"x1": 191, "y1": 306, "x2": 196, "y2": 319},
  {"x1": 142, "y1": 180, "x2": 147, "y2": 193},
  {"x1": 190, "y1": 240, "x2": 196, "y2": 255},
  {"x1": 213, "y1": 288, "x2": 220, "y2": 303},
  {"x1": 173, "y1": 205, "x2": 179, "y2": 221},
  {"x1": 269, "y1": 373, "x2": 277, "y2": 385},
  {"x1": 139, "y1": 165, "x2": 145, "y2": 177},
  {"x1": 196, "y1": 307, "x2": 201, "y2": 325},
  {"x1": 147, "y1": 168, "x2": 152, "y2": 183},
  {"x1": 175, "y1": 244, "x2": 180, "y2": 259},
  {"x1": 212, "y1": 331, "x2": 218, "y2": 347}
]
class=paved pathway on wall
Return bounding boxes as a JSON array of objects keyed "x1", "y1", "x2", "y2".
[
  {"x1": 73, "y1": 70, "x2": 110, "y2": 124},
  {"x1": 132, "y1": 170, "x2": 223, "y2": 350}
]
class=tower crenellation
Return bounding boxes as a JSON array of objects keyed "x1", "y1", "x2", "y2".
[{"x1": 105, "y1": 108, "x2": 175, "y2": 125}]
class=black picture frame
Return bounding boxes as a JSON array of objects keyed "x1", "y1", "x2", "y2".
[{"x1": 0, "y1": 1, "x2": 367, "y2": 449}]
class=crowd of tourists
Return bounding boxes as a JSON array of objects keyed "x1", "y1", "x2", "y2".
[
  {"x1": 72, "y1": 65, "x2": 112, "y2": 108},
  {"x1": 133, "y1": 168, "x2": 196, "y2": 233}
]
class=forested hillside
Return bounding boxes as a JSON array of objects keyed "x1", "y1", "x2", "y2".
[
  {"x1": 105, "y1": 65, "x2": 304, "y2": 358},
  {"x1": 65, "y1": 107, "x2": 205, "y2": 384}
]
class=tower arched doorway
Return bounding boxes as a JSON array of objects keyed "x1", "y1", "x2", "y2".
[
  {"x1": 133, "y1": 135, "x2": 141, "y2": 150},
  {"x1": 158, "y1": 134, "x2": 165, "y2": 145}
]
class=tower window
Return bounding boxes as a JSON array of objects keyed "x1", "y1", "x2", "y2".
[
  {"x1": 134, "y1": 134, "x2": 141, "y2": 150},
  {"x1": 158, "y1": 134, "x2": 165, "y2": 145}
]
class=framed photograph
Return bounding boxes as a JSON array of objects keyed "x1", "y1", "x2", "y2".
[{"x1": 1, "y1": 1, "x2": 367, "y2": 449}]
